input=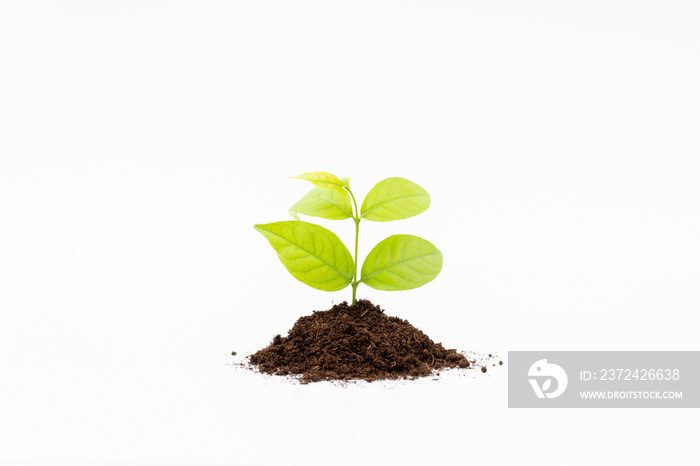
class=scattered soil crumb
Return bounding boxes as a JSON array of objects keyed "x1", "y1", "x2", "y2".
[
  {"x1": 231, "y1": 351, "x2": 237, "y2": 356},
  {"x1": 481, "y1": 366, "x2": 487, "y2": 373},
  {"x1": 248, "y1": 300, "x2": 474, "y2": 383}
]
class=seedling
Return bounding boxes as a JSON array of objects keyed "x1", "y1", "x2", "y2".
[{"x1": 254, "y1": 171, "x2": 442, "y2": 306}]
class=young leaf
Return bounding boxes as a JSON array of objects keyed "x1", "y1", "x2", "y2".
[
  {"x1": 254, "y1": 221, "x2": 353, "y2": 291},
  {"x1": 289, "y1": 187, "x2": 353, "y2": 220},
  {"x1": 360, "y1": 177, "x2": 431, "y2": 221},
  {"x1": 291, "y1": 171, "x2": 346, "y2": 191},
  {"x1": 360, "y1": 234, "x2": 442, "y2": 291}
]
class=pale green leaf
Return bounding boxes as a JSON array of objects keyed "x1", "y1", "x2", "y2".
[
  {"x1": 288, "y1": 209, "x2": 300, "y2": 221},
  {"x1": 360, "y1": 177, "x2": 430, "y2": 221},
  {"x1": 290, "y1": 187, "x2": 353, "y2": 220},
  {"x1": 254, "y1": 221, "x2": 353, "y2": 291},
  {"x1": 360, "y1": 234, "x2": 442, "y2": 291},
  {"x1": 291, "y1": 171, "x2": 345, "y2": 191}
]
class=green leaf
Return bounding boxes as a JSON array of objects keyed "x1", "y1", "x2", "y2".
[
  {"x1": 360, "y1": 177, "x2": 431, "y2": 221},
  {"x1": 290, "y1": 187, "x2": 353, "y2": 220},
  {"x1": 254, "y1": 221, "x2": 353, "y2": 291},
  {"x1": 291, "y1": 171, "x2": 346, "y2": 191},
  {"x1": 360, "y1": 234, "x2": 442, "y2": 291}
]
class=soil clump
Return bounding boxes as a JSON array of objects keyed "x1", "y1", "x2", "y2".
[{"x1": 249, "y1": 299, "x2": 471, "y2": 383}]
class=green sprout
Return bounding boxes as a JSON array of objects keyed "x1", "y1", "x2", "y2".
[{"x1": 254, "y1": 171, "x2": 443, "y2": 306}]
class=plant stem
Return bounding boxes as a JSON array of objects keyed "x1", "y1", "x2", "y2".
[
  {"x1": 352, "y1": 218, "x2": 360, "y2": 305},
  {"x1": 346, "y1": 186, "x2": 361, "y2": 306}
]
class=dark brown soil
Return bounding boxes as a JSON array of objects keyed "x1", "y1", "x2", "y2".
[{"x1": 248, "y1": 299, "x2": 472, "y2": 383}]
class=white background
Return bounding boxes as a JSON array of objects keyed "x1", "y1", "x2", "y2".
[{"x1": 1, "y1": 1, "x2": 699, "y2": 465}]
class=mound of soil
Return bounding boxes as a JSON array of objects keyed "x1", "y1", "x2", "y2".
[{"x1": 248, "y1": 299, "x2": 471, "y2": 383}]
